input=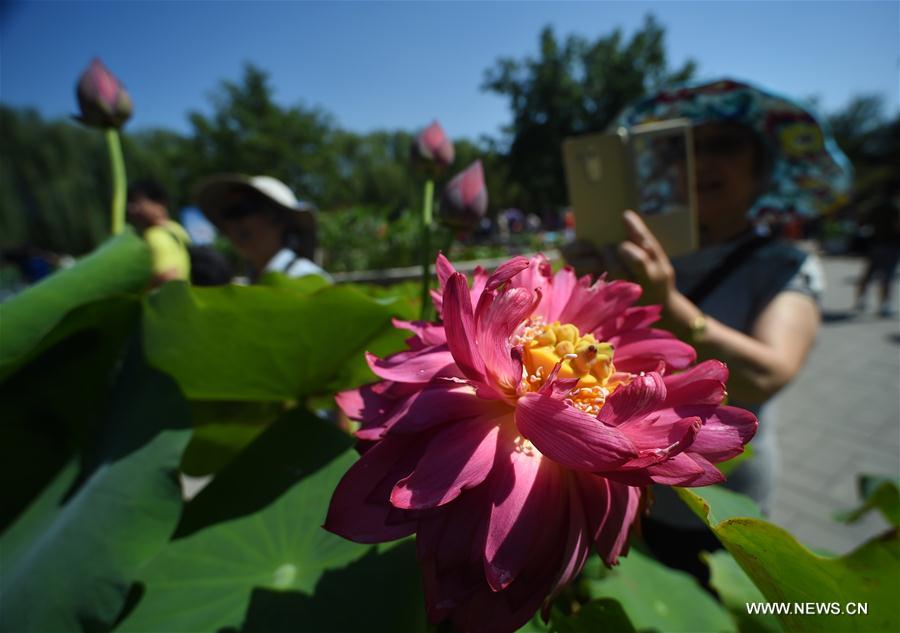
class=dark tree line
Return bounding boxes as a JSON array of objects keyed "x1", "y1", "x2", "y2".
[
  {"x1": 482, "y1": 16, "x2": 696, "y2": 212},
  {"x1": 1, "y1": 16, "x2": 895, "y2": 258}
]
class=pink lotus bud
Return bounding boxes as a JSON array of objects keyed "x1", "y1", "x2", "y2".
[
  {"x1": 411, "y1": 120, "x2": 455, "y2": 171},
  {"x1": 439, "y1": 160, "x2": 488, "y2": 229},
  {"x1": 75, "y1": 58, "x2": 132, "y2": 129}
]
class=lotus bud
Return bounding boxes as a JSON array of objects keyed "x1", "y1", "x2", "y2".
[
  {"x1": 74, "y1": 58, "x2": 132, "y2": 129},
  {"x1": 439, "y1": 160, "x2": 488, "y2": 230},
  {"x1": 411, "y1": 120, "x2": 455, "y2": 172}
]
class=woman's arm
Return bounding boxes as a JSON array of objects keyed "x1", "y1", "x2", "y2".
[
  {"x1": 664, "y1": 289, "x2": 819, "y2": 404},
  {"x1": 617, "y1": 210, "x2": 819, "y2": 405}
]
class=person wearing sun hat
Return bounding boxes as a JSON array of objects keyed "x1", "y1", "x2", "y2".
[
  {"x1": 618, "y1": 77, "x2": 851, "y2": 226},
  {"x1": 567, "y1": 78, "x2": 852, "y2": 584},
  {"x1": 192, "y1": 174, "x2": 329, "y2": 282}
]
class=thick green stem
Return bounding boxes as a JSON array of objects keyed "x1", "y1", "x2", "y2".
[
  {"x1": 105, "y1": 129, "x2": 127, "y2": 235},
  {"x1": 419, "y1": 178, "x2": 435, "y2": 321}
]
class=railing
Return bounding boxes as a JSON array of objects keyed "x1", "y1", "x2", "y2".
[{"x1": 330, "y1": 249, "x2": 561, "y2": 285}]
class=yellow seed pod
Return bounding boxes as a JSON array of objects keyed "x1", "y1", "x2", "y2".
[
  {"x1": 554, "y1": 323, "x2": 579, "y2": 344},
  {"x1": 535, "y1": 328, "x2": 557, "y2": 347},
  {"x1": 555, "y1": 340, "x2": 575, "y2": 356}
]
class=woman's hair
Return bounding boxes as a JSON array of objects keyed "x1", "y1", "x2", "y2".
[{"x1": 127, "y1": 179, "x2": 169, "y2": 206}]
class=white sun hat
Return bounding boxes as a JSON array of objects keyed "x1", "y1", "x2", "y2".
[{"x1": 192, "y1": 174, "x2": 317, "y2": 233}]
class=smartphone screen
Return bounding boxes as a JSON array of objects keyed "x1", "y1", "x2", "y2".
[
  {"x1": 563, "y1": 118, "x2": 698, "y2": 256},
  {"x1": 632, "y1": 132, "x2": 689, "y2": 216}
]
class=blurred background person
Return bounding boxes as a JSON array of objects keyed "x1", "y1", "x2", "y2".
[
  {"x1": 192, "y1": 174, "x2": 328, "y2": 283},
  {"x1": 127, "y1": 180, "x2": 233, "y2": 286},
  {"x1": 126, "y1": 180, "x2": 191, "y2": 284},
  {"x1": 567, "y1": 78, "x2": 852, "y2": 582},
  {"x1": 854, "y1": 181, "x2": 900, "y2": 317}
]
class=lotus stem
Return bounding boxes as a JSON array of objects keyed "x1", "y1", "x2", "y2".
[
  {"x1": 105, "y1": 128, "x2": 127, "y2": 235},
  {"x1": 419, "y1": 178, "x2": 435, "y2": 321}
]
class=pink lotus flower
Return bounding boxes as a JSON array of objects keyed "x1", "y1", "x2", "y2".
[
  {"x1": 440, "y1": 160, "x2": 488, "y2": 230},
  {"x1": 325, "y1": 254, "x2": 757, "y2": 632},
  {"x1": 74, "y1": 58, "x2": 132, "y2": 129},
  {"x1": 412, "y1": 120, "x2": 455, "y2": 171}
]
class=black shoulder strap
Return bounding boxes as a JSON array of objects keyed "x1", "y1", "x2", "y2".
[
  {"x1": 161, "y1": 224, "x2": 188, "y2": 248},
  {"x1": 282, "y1": 253, "x2": 302, "y2": 274},
  {"x1": 685, "y1": 235, "x2": 773, "y2": 305}
]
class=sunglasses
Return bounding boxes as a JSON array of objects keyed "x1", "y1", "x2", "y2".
[
  {"x1": 222, "y1": 199, "x2": 264, "y2": 220},
  {"x1": 694, "y1": 132, "x2": 756, "y2": 156}
]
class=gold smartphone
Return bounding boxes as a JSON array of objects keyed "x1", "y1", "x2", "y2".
[{"x1": 562, "y1": 118, "x2": 698, "y2": 257}]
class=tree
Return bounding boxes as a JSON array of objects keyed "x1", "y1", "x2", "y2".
[
  {"x1": 482, "y1": 15, "x2": 696, "y2": 213},
  {"x1": 828, "y1": 95, "x2": 900, "y2": 213},
  {"x1": 0, "y1": 107, "x2": 110, "y2": 255},
  {"x1": 181, "y1": 64, "x2": 338, "y2": 207}
]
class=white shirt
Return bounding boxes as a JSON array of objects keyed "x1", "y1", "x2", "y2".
[{"x1": 264, "y1": 248, "x2": 332, "y2": 282}]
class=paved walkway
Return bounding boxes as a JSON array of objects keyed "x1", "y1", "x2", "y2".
[{"x1": 771, "y1": 255, "x2": 899, "y2": 554}]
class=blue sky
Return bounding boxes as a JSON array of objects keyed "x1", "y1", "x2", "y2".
[{"x1": 2, "y1": 1, "x2": 898, "y2": 140}]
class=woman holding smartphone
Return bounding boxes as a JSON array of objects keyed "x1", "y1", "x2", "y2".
[{"x1": 567, "y1": 78, "x2": 851, "y2": 582}]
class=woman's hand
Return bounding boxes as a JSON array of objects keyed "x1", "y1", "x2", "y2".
[
  {"x1": 617, "y1": 210, "x2": 676, "y2": 306},
  {"x1": 612, "y1": 211, "x2": 819, "y2": 406},
  {"x1": 616, "y1": 211, "x2": 703, "y2": 342}
]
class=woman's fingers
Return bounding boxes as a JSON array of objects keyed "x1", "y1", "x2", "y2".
[
  {"x1": 617, "y1": 241, "x2": 652, "y2": 281},
  {"x1": 623, "y1": 210, "x2": 664, "y2": 259}
]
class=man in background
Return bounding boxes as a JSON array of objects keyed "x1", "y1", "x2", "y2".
[{"x1": 127, "y1": 180, "x2": 232, "y2": 286}]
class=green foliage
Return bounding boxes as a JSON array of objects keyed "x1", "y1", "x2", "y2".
[
  {"x1": 0, "y1": 347, "x2": 192, "y2": 632},
  {"x1": 4, "y1": 29, "x2": 900, "y2": 630},
  {"x1": 583, "y1": 547, "x2": 735, "y2": 632},
  {"x1": 179, "y1": 65, "x2": 338, "y2": 206},
  {"x1": 118, "y1": 414, "x2": 378, "y2": 632},
  {"x1": 677, "y1": 486, "x2": 900, "y2": 632},
  {"x1": 142, "y1": 280, "x2": 406, "y2": 401},
  {"x1": 703, "y1": 550, "x2": 783, "y2": 633},
  {"x1": 0, "y1": 298, "x2": 140, "y2": 516},
  {"x1": 0, "y1": 229, "x2": 151, "y2": 379},
  {"x1": 482, "y1": 15, "x2": 696, "y2": 210},
  {"x1": 0, "y1": 106, "x2": 111, "y2": 254},
  {"x1": 4, "y1": 32, "x2": 896, "y2": 264},
  {"x1": 179, "y1": 402, "x2": 277, "y2": 476},
  {"x1": 834, "y1": 475, "x2": 900, "y2": 527},
  {"x1": 1, "y1": 65, "x2": 520, "y2": 271},
  {"x1": 119, "y1": 408, "x2": 428, "y2": 632},
  {"x1": 239, "y1": 540, "x2": 426, "y2": 633},
  {"x1": 676, "y1": 482, "x2": 763, "y2": 524},
  {"x1": 318, "y1": 205, "x2": 436, "y2": 272},
  {"x1": 827, "y1": 95, "x2": 900, "y2": 218},
  {"x1": 0, "y1": 232, "x2": 152, "y2": 527},
  {"x1": 0, "y1": 233, "x2": 425, "y2": 632},
  {"x1": 4, "y1": 236, "x2": 900, "y2": 633},
  {"x1": 551, "y1": 599, "x2": 636, "y2": 633}
]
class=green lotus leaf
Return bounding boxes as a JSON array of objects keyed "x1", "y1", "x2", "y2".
[
  {"x1": 0, "y1": 230, "x2": 151, "y2": 379},
  {"x1": 142, "y1": 282, "x2": 410, "y2": 402},
  {"x1": 0, "y1": 349, "x2": 191, "y2": 632},
  {"x1": 117, "y1": 413, "x2": 374, "y2": 632},
  {"x1": 677, "y1": 486, "x2": 899, "y2": 632},
  {"x1": 584, "y1": 547, "x2": 735, "y2": 632}
]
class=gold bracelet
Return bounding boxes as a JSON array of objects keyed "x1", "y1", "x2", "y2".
[{"x1": 689, "y1": 313, "x2": 708, "y2": 343}]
